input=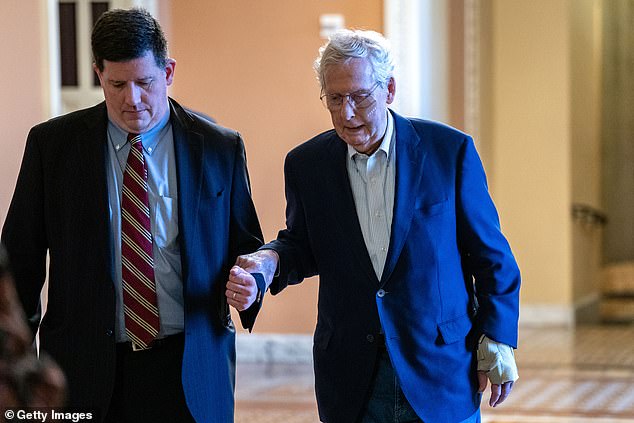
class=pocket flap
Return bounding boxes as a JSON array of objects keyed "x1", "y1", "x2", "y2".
[
  {"x1": 437, "y1": 313, "x2": 473, "y2": 344},
  {"x1": 415, "y1": 198, "x2": 449, "y2": 216}
]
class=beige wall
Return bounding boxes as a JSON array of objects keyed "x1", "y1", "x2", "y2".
[
  {"x1": 0, "y1": 2, "x2": 47, "y2": 227},
  {"x1": 0, "y1": 1, "x2": 606, "y2": 332},
  {"x1": 482, "y1": 0, "x2": 603, "y2": 323},
  {"x1": 168, "y1": 0, "x2": 383, "y2": 333},
  {"x1": 487, "y1": 0, "x2": 573, "y2": 310},
  {"x1": 570, "y1": 0, "x2": 603, "y2": 316}
]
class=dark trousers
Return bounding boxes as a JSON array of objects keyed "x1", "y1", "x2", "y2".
[
  {"x1": 104, "y1": 333, "x2": 195, "y2": 423},
  {"x1": 357, "y1": 344, "x2": 482, "y2": 423},
  {"x1": 357, "y1": 345, "x2": 422, "y2": 423}
]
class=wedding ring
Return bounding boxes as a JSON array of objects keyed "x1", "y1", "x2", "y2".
[{"x1": 233, "y1": 292, "x2": 237, "y2": 299}]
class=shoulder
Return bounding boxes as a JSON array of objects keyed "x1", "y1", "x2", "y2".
[
  {"x1": 29, "y1": 103, "x2": 105, "y2": 137},
  {"x1": 399, "y1": 114, "x2": 469, "y2": 143},
  {"x1": 393, "y1": 112, "x2": 474, "y2": 158},
  {"x1": 24, "y1": 104, "x2": 106, "y2": 157},
  {"x1": 169, "y1": 98, "x2": 242, "y2": 149},
  {"x1": 286, "y1": 129, "x2": 339, "y2": 162}
]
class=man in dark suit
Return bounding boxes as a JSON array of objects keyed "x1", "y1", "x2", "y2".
[
  {"x1": 2, "y1": 8, "x2": 263, "y2": 423},
  {"x1": 226, "y1": 29, "x2": 520, "y2": 423}
]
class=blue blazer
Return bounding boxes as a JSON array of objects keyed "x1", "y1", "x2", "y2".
[
  {"x1": 1, "y1": 99, "x2": 263, "y2": 422},
  {"x1": 266, "y1": 110, "x2": 520, "y2": 423}
]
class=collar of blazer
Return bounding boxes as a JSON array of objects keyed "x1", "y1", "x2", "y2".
[
  {"x1": 380, "y1": 110, "x2": 426, "y2": 285},
  {"x1": 322, "y1": 109, "x2": 427, "y2": 286}
]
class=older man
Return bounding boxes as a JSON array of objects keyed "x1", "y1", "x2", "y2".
[{"x1": 227, "y1": 29, "x2": 520, "y2": 423}]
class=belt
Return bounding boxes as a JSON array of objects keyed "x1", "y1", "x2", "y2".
[{"x1": 117, "y1": 332, "x2": 184, "y2": 353}]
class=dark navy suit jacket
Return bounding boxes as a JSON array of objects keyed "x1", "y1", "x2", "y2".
[
  {"x1": 266, "y1": 110, "x2": 520, "y2": 423},
  {"x1": 1, "y1": 98, "x2": 263, "y2": 422}
]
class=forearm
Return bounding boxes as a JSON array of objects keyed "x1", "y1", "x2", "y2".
[{"x1": 456, "y1": 137, "x2": 520, "y2": 347}]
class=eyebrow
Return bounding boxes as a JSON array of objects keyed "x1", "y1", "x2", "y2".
[
  {"x1": 108, "y1": 76, "x2": 153, "y2": 84},
  {"x1": 327, "y1": 87, "x2": 372, "y2": 96}
]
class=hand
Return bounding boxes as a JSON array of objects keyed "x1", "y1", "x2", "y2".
[
  {"x1": 476, "y1": 334, "x2": 519, "y2": 407},
  {"x1": 225, "y1": 250, "x2": 279, "y2": 312},
  {"x1": 226, "y1": 266, "x2": 259, "y2": 311}
]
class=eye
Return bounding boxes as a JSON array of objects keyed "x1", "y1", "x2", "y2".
[
  {"x1": 351, "y1": 92, "x2": 371, "y2": 104},
  {"x1": 139, "y1": 79, "x2": 153, "y2": 89}
]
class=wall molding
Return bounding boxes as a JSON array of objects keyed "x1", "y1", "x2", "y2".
[
  {"x1": 520, "y1": 294, "x2": 601, "y2": 327},
  {"x1": 519, "y1": 303, "x2": 575, "y2": 327},
  {"x1": 236, "y1": 297, "x2": 601, "y2": 364},
  {"x1": 236, "y1": 333, "x2": 313, "y2": 364}
]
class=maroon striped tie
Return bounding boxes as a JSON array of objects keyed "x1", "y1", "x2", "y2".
[{"x1": 121, "y1": 133, "x2": 160, "y2": 349}]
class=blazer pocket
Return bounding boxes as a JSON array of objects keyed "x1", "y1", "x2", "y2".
[
  {"x1": 202, "y1": 188, "x2": 224, "y2": 200},
  {"x1": 437, "y1": 313, "x2": 473, "y2": 344},
  {"x1": 416, "y1": 198, "x2": 449, "y2": 216}
]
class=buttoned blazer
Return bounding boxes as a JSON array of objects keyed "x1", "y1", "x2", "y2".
[
  {"x1": 1, "y1": 98, "x2": 263, "y2": 423},
  {"x1": 266, "y1": 110, "x2": 521, "y2": 423}
]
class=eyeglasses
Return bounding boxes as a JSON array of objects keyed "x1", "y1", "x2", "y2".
[{"x1": 320, "y1": 82, "x2": 382, "y2": 111}]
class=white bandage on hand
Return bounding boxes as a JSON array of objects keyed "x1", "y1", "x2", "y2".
[{"x1": 477, "y1": 334, "x2": 519, "y2": 385}]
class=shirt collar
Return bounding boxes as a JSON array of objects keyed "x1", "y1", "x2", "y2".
[
  {"x1": 108, "y1": 110, "x2": 171, "y2": 155},
  {"x1": 347, "y1": 110, "x2": 395, "y2": 159}
]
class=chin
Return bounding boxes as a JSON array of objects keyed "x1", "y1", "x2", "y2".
[
  {"x1": 350, "y1": 138, "x2": 370, "y2": 148},
  {"x1": 126, "y1": 121, "x2": 147, "y2": 132}
]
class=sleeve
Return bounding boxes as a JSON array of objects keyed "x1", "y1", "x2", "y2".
[
  {"x1": 263, "y1": 153, "x2": 318, "y2": 296},
  {"x1": 1, "y1": 127, "x2": 48, "y2": 336},
  {"x1": 227, "y1": 136, "x2": 265, "y2": 331},
  {"x1": 455, "y1": 136, "x2": 521, "y2": 348}
]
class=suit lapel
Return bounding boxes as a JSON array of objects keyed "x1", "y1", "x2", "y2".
[
  {"x1": 79, "y1": 104, "x2": 109, "y2": 202},
  {"x1": 326, "y1": 136, "x2": 379, "y2": 285},
  {"x1": 79, "y1": 104, "x2": 109, "y2": 219},
  {"x1": 170, "y1": 99, "x2": 204, "y2": 264},
  {"x1": 78, "y1": 103, "x2": 114, "y2": 278},
  {"x1": 380, "y1": 111, "x2": 427, "y2": 286}
]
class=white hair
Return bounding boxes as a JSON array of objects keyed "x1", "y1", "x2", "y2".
[{"x1": 314, "y1": 29, "x2": 395, "y2": 90}]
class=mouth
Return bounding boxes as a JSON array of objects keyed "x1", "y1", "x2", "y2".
[
  {"x1": 345, "y1": 125, "x2": 364, "y2": 132},
  {"x1": 124, "y1": 110, "x2": 146, "y2": 117}
]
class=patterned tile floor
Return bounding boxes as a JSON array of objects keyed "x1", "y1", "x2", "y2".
[{"x1": 235, "y1": 324, "x2": 634, "y2": 422}]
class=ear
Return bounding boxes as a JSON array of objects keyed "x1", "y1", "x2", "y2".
[
  {"x1": 386, "y1": 77, "x2": 396, "y2": 104},
  {"x1": 164, "y1": 58, "x2": 176, "y2": 86},
  {"x1": 93, "y1": 63, "x2": 104, "y2": 87}
]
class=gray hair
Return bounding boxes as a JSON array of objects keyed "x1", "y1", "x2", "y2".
[{"x1": 314, "y1": 29, "x2": 394, "y2": 90}]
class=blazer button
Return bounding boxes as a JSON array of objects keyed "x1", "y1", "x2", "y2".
[
  {"x1": 105, "y1": 329, "x2": 114, "y2": 337},
  {"x1": 366, "y1": 334, "x2": 375, "y2": 343},
  {"x1": 377, "y1": 289, "x2": 386, "y2": 298}
]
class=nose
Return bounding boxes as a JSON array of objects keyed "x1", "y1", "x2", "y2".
[
  {"x1": 340, "y1": 96, "x2": 355, "y2": 120},
  {"x1": 123, "y1": 83, "x2": 141, "y2": 106}
]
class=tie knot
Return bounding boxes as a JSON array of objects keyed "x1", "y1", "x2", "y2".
[{"x1": 127, "y1": 133, "x2": 141, "y2": 144}]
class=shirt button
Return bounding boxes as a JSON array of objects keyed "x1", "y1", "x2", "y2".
[
  {"x1": 381, "y1": 247, "x2": 387, "y2": 252},
  {"x1": 366, "y1": 334, "x2": 375, "y2": 343},
  {"x1": 377, "y1": 289, "x2": 386, "y2": 298},
  {"x1": 105, "y1": 329, "x2": 114, "y2": 337},
  {"x1": 148, "y1": 147, "x2": 153, "y2": 152}
]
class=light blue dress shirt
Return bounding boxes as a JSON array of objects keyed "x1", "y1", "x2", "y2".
[
  {"x1": 346, "y1": 111, "x2": 396, "y2": 279},
  {"x1": 106, "y1": 111, "x2": 184, "y2": 342}
]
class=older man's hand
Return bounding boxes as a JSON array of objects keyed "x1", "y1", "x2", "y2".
[
  {"x1": 476, "y1": 334, "x2": 519, "y2": 407},
  {"x1": 225, "y1": 250, "x2": 278, "y2": 311}
]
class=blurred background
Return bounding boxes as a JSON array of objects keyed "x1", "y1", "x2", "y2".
[{"x1": 1, "y1": 0, "x2": 633, "y2": 421}]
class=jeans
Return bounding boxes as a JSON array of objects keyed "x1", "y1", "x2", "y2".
[
  {"x1": 358, "y1": 346, "x2": 422, "y2": 423},
  {"x1": 357, "y1": 346, "x2": 482, "y2": 423}
]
